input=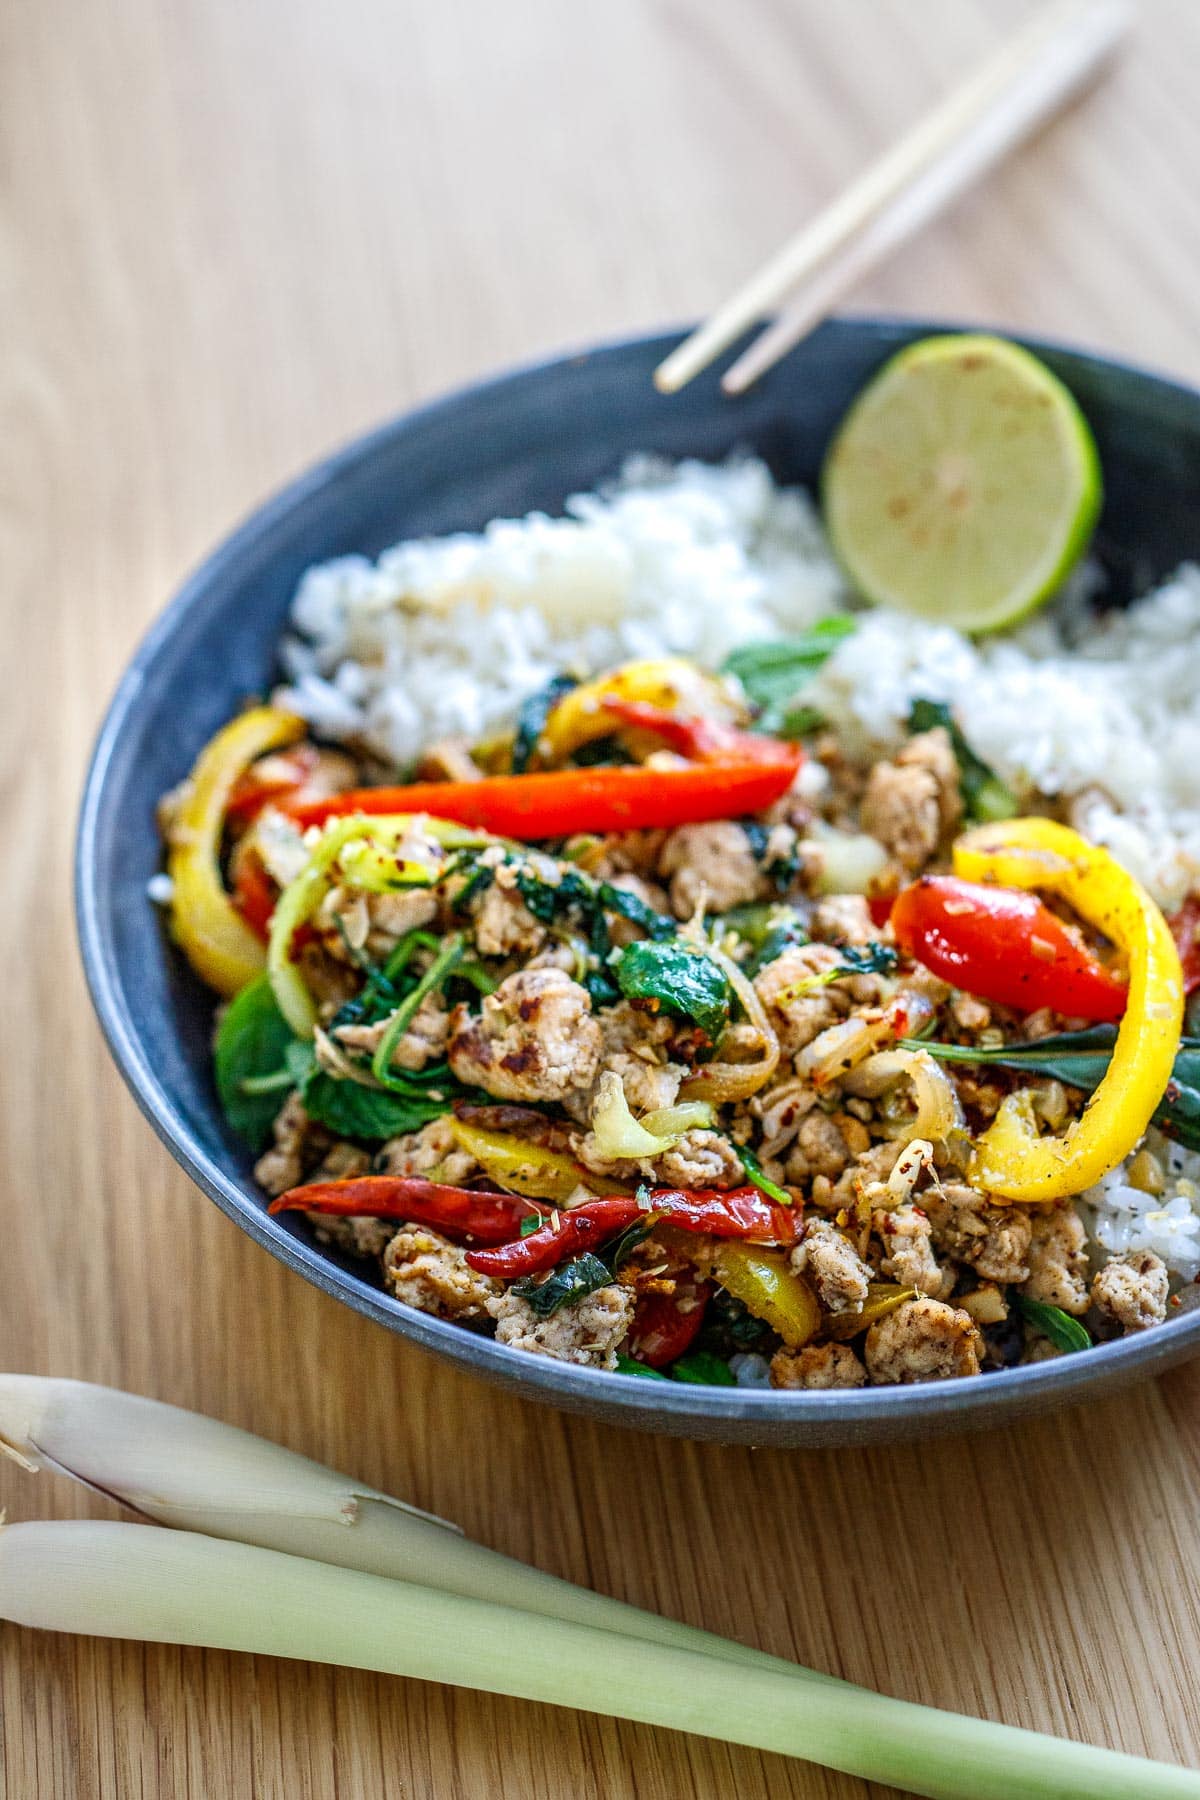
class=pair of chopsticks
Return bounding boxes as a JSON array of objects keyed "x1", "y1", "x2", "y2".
[{"x1": 655, "y1": 0, "x2": 1131, "y2": 397}]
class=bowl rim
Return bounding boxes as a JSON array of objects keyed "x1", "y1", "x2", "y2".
[{"x1": 75, "y1": 314, "x2": 1200, "y2": 1432}]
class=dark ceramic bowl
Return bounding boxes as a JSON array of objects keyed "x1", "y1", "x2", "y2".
[{"x1": 76, "y1": 318, "x2": 1200, "y2": 1445}]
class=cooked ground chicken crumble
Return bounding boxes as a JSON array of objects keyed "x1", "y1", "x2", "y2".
[{"x1": 170, "y1": 641, "x2": 1198, "y2": 1390}]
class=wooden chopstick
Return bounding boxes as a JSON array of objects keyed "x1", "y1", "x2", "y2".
[{"x1": 653, "y1": 0, "x2": 1130, "y2": 398}]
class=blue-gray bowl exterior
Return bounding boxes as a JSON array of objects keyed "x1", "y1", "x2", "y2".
[{"x1": 76, "y1": 318, "x2": 1200, "y2": 1446}]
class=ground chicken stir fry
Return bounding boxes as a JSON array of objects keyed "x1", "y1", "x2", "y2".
[{"x1": 165, "y1": 653, "x2": 1196, "y2": 1390}]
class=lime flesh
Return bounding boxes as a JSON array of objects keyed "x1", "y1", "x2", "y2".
[{"x1": 821, "y1": 335, "x2": 1103, "y2": 634}]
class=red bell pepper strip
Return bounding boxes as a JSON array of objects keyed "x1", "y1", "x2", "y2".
[
  {"x1": 268, "y1": 1177, "x2": 544, "y2": 1245},
  {"x1": 465, "y1": 1186, "x2": 801, "y2": 1278},
  {"x1": 628, "y1": 1271, "x2": 711, "y2": 1368},
  {"x1": 891, "y1": 874, "x2": 1129, "y2": 1022},
  {"x1": 280, "y1": 753, "x2": 801, "y2": 839},
  {"x1": 1169, "y1": 896, "x2": 1200, "y2": 998},
  {"x1": 231, "y1": 847, "x2": 278, "y2": 942}
]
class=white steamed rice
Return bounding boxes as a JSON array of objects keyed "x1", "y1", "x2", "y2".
[{"x1": 272, "y1": 453, "x2": 1200, "y2": 1280}]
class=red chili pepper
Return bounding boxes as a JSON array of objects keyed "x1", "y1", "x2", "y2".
[
  {"x1": 281, "y1": 751, "x2": 801, "y2": 839},
  {"x1": 628, "y1": 1271, "x2": 711, "y2": 1368},
  {"x1": 465, "y1": 1186, "x2": 801, "y2": 1278},
  {"x1": 226, "y1": 745, "x2": 323, "y2": 823},
  {"x1": 891, "y1": 874, "x2": 1128, "y2": 1022},
  {"x1": 466, "y1": 1197, "x2": 640, "y2": 1277},
  {"x1": 1169, "y1": 897, "x2": 1200, "y2": 998},
  {"x1": 231, "y1": 847, "x2": 278, "y2": 942},
  {"x1": 268, "y1": 1177, "x2": 543, "y2": 1245},
  {"x1": 868, "y1": 892, "x2": 897, "y2": 929}
]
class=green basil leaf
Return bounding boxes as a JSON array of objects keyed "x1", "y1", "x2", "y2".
[
  {"x1": 214, "y1": 975, "x2": 299, "y2": 1152},
  {"x1": 598, "y1": 880, "x2": 676, "y2": 942},
  {"x1": 722, "y1": 619, "x2": 856, "y2": 733},
  {"x1": 834, "y1": 942, "x2": 898, "y2": 978},
  {"x1": 907, "y1": 698, "x2": 1017, "y2": 823},
  {"x1": 513, "y1": 1252, "x2": 613, "y2": 1319},
  {"x1": 670, "y1": 1349, "x2": 737, "y2": 1386},
  {"x1": 1017, "y1": 1297, "x2": 1092, "y2": 1354},
  {"x1": 512, "y1": 674, "x2": 577, "y2": 774},
  {"x1": 614, "y1": 1353, "x2": 671, "y2": 1380},
  {"x1": 615, "y1": 939, "x2": 732, "y2": 1041},
  {"x1": 720, "y1": 903, "x2": 809, "y2": 974},
  {"x1": 300, "y1": 1070, "x2": 450, "y2": 1140},
  {"x1": 604, "y1": 1214, "x2": 660, "y2": 1273}
]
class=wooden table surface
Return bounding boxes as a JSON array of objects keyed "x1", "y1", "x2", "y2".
[{"x1": 5, "y1": 1, "x2": 1200, "y2": 1793}]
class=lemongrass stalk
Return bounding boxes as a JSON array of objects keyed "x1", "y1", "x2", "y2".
[
  {"x1": 2, "y1": 1522, "x2": 1196, "y2": 1800},
  {"x1": 0, "y1": 1376, "x2": 829, "y2": 1682}
]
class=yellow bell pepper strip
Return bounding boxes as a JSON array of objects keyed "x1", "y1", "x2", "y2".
[
  {"x1": 706, "y1": 1244, "x2": 820, "y2": 1349},
  {"x1": 825, "y1": 1282, "x2": 917, "y2": 1342},
  {"x1": 661, "y1": 1228, "x2": 819, "y2": 1349},
  {"x1": 166, "y1": 707, "x2": 306, "y2": 998},
  {"x1": 446, "y1": 1119, "x2": 589, "y2": 1203},
  {"x1": 267, "y1": 813, "x2": 486, "y2": 1036},
  {"x1": 539, "y1": 658, "x2": 742, "y2": 764},
  {"x1": 953, "y1": 818, "x2": 1184, "y2": 1202}
]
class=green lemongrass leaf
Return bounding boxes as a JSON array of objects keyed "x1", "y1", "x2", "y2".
[
  {"x1": 512, "y1": 673, "x2": 576, "y2": 773},
  {"x1": 214, "y1": 975, "x2": 300, "y2": 1152},
  {"x1": 614, "y1": 1353, "x2": 671, "y2": 1380},
  {"x1": 2, "y1": 1520, "x2": 1195, "y2": 1798},
  {"x1": 670, "y1": 1350, "x2": 736, "y2": 1387},
  {"x1": 907, "y1": 699, "x2": 1017, "y2": 823},
  {"x1": 734, "y1": 1142, "x2": 792, "y2": 1206},
  {"x1": 1017, "y1": 1297, "x2": 1092, "y2": 1354},
  {"x1": 615, "y1": 939, "x2": 732, "y2": 1041}
]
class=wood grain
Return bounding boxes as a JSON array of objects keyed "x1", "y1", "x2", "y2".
[{"x1": 3, "y1": 1, "x2": 1200, "y2": 1794}]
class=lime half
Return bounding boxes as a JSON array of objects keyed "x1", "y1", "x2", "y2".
[{"x1": 821, "y1": 335, "x2": 1102, "y2": 634}]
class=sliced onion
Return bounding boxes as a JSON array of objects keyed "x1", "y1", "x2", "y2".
[
  {"x1": 640, "y1": 1102, "x2": 715, "y2": 1139},
  {"x1": 794, "y1": 992, "x2": 934, "y2": 1091},
  {"x1": 312, "y1": 1025, "x2": 390, "y2": 1089},
  {"x1": 680, "y1": 941, "x2": 780, "y2": 1104},
  {"x1": 840, "y1": 1049, "x2": 913, "y2": 1099},
  {"x1": 589, "y1": 1072, "x2": 657, "y2": 1159},
  {"x1": 805, "y1": 824, "x2": 891, "y2": 896},
  {"x1": 844, "y1": 1046, "x2": 966, "y2": 1147}
]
